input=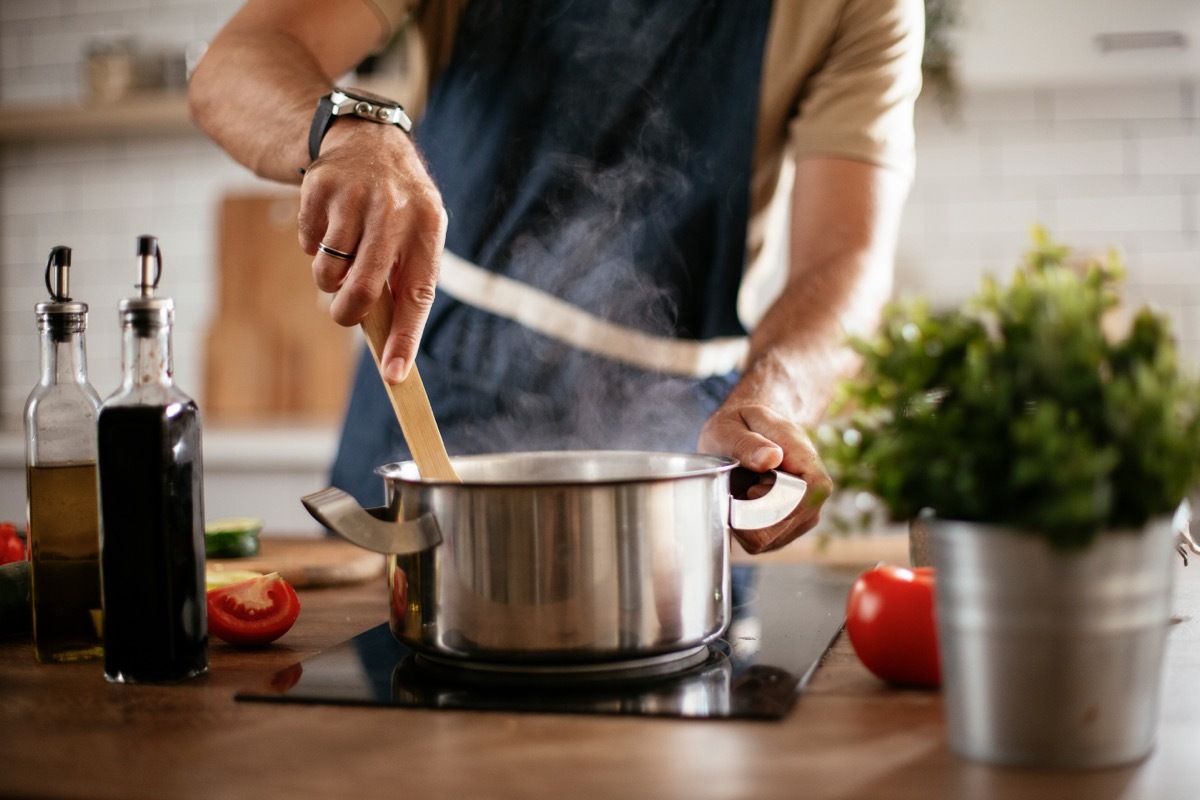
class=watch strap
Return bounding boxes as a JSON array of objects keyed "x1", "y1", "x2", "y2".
[
  {"x1": 307, "y1": 89, "x2": 413, "y2": 166},
  {"x1": 308, "y1": 93, "x2": 337, "y2": 163}
]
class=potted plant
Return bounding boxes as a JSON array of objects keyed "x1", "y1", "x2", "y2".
[{"x1": 817, "y1": 227, "x2": 1200, "y2": 768}]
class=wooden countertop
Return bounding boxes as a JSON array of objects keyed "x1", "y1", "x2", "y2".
[{"x1": 2, "y1": 536, "x2": 1198, "y2": 800}]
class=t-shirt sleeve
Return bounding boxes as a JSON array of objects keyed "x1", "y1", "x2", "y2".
[
  {"x1": 788, "y1": 0, "x2": 924, "y2": 178},
  {"x1": 359, "y1": 0, "x2": 415, "y2": 39},
  {"x1": 361, "y1": 0, "x2": 465, "y2": 84}
]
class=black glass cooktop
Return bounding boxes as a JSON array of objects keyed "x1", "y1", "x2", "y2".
[{"x1": 236, "y1": 563, "x2": 857, "y2": 720}]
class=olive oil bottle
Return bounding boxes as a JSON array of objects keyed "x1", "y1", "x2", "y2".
[
  {"x1": 24, "y1": 246, "x2": 104, "y2": 663},
  {"x1": 98, "y1": 236, "x2": 208, "y2": 683}
]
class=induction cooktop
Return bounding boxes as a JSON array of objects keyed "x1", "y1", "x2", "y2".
[{"x1": 236, "y1": 562, "x2": 857, "y2": 720}]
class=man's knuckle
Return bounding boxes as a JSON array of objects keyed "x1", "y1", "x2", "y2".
[
  {"x1": 388, "y1": 329, "x2": 422, "y2": 358},
  {"x1": 311, "y1": 268, "x2": 338, "y2": 292},
  {"x1": 338, "y1": 279, "x2": 376, "y2": 310},
  {"x1": 405, "y1": 281, "x2": 437, "y2": 309}
]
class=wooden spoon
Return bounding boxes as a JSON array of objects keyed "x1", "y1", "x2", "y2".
[{"x1": 359, "y1": 290, "x2": 461, "y2": 482}]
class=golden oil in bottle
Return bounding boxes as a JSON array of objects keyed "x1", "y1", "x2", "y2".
[
  {"x1": 27, "y1": 463, "x2": 103, "y2": 662},
  {"x1": 24, "y1": 246, "x2": 104, "y2": 663}
]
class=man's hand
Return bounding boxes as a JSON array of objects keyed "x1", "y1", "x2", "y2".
[
  {"x1": 698, "y1": 157, "x2": 908, "y2": 555},
  {"x1": 298, "y1": 122, "x2": 447, "y2": 383},
  {"x1": 187, "y1": 0, "x2": 446, "y2": 383},
  {"x1": 698, "y1": 403, "x2": 832, "y2": 554}
]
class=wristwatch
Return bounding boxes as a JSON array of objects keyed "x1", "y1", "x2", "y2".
[{"x1": 308, "y1": 87, "x2": 413, "y2": 163}]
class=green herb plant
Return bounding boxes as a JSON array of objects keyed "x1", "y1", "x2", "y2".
[{"x1": 818, "y1": 228, "x2": 1200, "y2": 550}]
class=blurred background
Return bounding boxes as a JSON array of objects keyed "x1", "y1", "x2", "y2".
[{"x1": 0, "y1": 0, "x2": 1197, "y2": 532}]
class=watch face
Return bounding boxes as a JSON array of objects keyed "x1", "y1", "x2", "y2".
[
  {"x1": 329, "y1": 87, "x2": 412, "y2": 132},
  {"x1": 341, "y1": 87, "x2": 398, "y2": 107}
]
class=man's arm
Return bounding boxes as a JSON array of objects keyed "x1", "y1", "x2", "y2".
[
  {"x1": 700, "y1": 157, "x2": 908, "y2": 554},
  {"x1": 188, "y1": 0, "x2": 445, "y2": 384}
]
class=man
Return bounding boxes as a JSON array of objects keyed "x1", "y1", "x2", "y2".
[{"x1": 189, "y1": 0, "x2": 923, "y2": 553}]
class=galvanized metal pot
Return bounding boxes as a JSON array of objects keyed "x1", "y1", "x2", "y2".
[
  {"x1": 304, "y1": 450, "x2": 807, "y2": 665},
  {"x1": 929, "y1": 517, "x2": 1176, "y2": 769}
]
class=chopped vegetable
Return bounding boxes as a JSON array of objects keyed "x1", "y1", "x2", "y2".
[
  {"x1": 204, "y1": 516, "x2": 263, "y2": 559},
  {"x1": 206, "y1": 567, "x2": 265, "y2": 591},
  {"x1": 206, "y1": 572, "x2": 299, "y2": 647},
  {"x1": 1, "y1": 522, "x2": 27, "y2": 565}
]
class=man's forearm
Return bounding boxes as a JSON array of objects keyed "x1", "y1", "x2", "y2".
[
  {"x1": 189, "y1": 1, "x2": 445, "y2": 383},
  {"x1": 730, "y1": 272, "x2": 873, "y2": 429},
  {"x1": 187, "y1": 0, "x2": 386, "y2": 183},
  {"x1": 188, "y1": 29, "x2": 330, "y2": 183},
  {"x1": 728, "y1": 157, "x2": 906, "y2": 427}
]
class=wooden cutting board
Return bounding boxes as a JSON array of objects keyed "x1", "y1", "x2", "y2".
[
  {"x1": 203, "y1": 192, "x2": 356, "y2": 424},
  {"x1": 207, "y1": 536, "x2": 385, "y2": 588}
]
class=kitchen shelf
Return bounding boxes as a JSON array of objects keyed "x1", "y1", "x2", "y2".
[{"x1": 0, "y1": 92, "x2": 197, "y2": 142}]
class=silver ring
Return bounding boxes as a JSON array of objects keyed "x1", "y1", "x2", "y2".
[{"x1": 318, "y1": 242, "x2": 356, "y2": 261}]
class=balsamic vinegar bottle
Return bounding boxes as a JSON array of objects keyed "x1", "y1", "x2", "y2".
[
  {"x1": 98, "y1": 235, "x2": 208, "y2": 683},
  {"x1": 24, "y1": 246, "x2": 104, "y2": 663}
]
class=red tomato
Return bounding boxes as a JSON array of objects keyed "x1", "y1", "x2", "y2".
[
  {"x1": 206, "y1": 572, "x2": 300, "y2": 647},
  {"x1": 0, "y1": 522, "x2": 26, "y2": 565},
  {"x1": 845, "y1": 565, "x2": 941, "y2": 688}
]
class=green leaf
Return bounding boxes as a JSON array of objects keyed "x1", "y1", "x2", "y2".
[{"x1": 823, "y1": 228, "x2": 1200, "y2": 549}]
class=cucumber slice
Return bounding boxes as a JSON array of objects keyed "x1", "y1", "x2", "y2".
[
  {"x1": 206, "y1": 568, "x2": 265, "y2": 590},
  {"x1": 205, "y1": 517, "x2": 263, "y2": 558}
]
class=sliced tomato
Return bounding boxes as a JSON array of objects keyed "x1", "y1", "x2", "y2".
[
  {"x1": 845, "y1": 564, "x2": 941, "y2": 688},
  {"x1": 206, "y1": 572, "x2": 300, "y2": 647},
  {"x1": 0, "y1": 523, "x2": 26, "y2": 565}
]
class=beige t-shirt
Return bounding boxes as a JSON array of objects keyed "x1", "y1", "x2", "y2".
[
  {"x1": 364, "y1": 0, "x2": 921, "y2": 170},
  {"x1": 362, "y1": 0, "x2": 922, "y2": 325}
]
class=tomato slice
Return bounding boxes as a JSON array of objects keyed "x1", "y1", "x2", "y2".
[
  {"x1": 206, "y1": 572, "x2": 300, "y2": 647},
  {"x1": 0, "y1": 524, "x2": 25, "y2": 565},
  {"x1": 845, "y1": 564, "x2": 941, "y2": 688}
]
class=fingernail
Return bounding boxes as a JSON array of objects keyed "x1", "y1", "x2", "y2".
[{"x1": 384, "y1": 357, "x2": 409, "y2": 383}]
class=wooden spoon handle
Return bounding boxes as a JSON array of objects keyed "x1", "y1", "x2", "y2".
[{"x1": 359, "y1": 291, "x2": 460, "y2": 482}]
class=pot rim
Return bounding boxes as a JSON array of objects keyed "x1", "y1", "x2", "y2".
[{"x1": 375, "y1": 449, "x2": 740, "y2": 488}]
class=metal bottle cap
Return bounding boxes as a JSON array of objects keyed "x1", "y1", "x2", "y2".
[
  {"x1": 35, "y1": 245, "x2": 88, "y2": 316},
  {"x1": 119, "y1": 235, "x2": 173, "y2": 329}
]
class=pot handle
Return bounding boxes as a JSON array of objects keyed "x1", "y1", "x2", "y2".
[
  {"x1": 729, "y1": 469, "x2": 808, "y2": 531},
  {"x1": 1174, "y1": 498, "x2": 1200, "y2": 566},
  {"x1": 301, "y1": 487, "x2": 442, "y2": 555}
]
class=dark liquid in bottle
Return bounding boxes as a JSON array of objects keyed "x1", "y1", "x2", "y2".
[{"x1": 98, "y1": 402, "x2": 207, "y2": 683}]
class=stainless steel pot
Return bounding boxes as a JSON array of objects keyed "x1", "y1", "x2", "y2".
[{"x1": 303, "y1": 450, "x2": 806, "y2": 664}]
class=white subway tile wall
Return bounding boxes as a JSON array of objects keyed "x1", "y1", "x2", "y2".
[
  {"x1": 0, "y1": 0, "x2": 269, "y2": 427},
  {"x1": 1, "y1": 3, "x2": 1199, "y2": 437},
  {"x1": 898, "y1": 82, "x2": 1200, "y2": 363}
]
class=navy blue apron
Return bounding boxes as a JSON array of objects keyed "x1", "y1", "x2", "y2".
[{"x1": 333, "y1": 0, "x2": 775, "y2": 507}]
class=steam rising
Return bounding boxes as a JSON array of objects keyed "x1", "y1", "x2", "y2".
[{"x1": 434, "y1": 0, "x2": 737, "y2": 458}]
